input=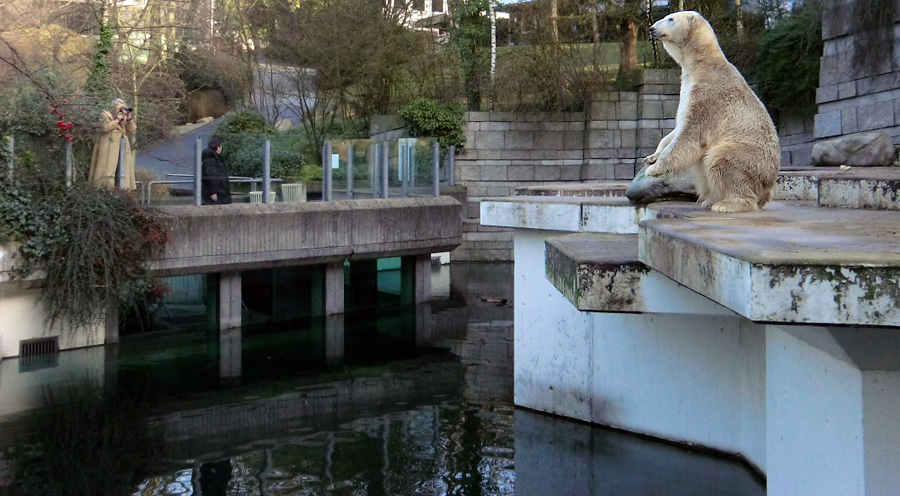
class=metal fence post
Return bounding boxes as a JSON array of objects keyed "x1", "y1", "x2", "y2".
[
  {"x1": 400, "y1": 142, "x2": 409, "y2": 198},
  {"x1": 347, "y1": 143, "x2": 354, "y2": 200},
  {"x1": 408, "y1": 143, "x2": 415, "y2": 191},
  {"x1": 448, "y1": 145, "x2": 456, "y2": 187},
  {"x1": 371, "y1": 142, "x2": 379, "y2": 198},
  {"x1": 194, "y1": 137, "x2": 202, "y2": 206},
  {"x1": 116, "y1": 138, "x2": 126, "y2": 189},
  {"x1": 381, "y1": 141, "x2": 389, "y2": 199},
  {"x1": 263, "y1": 139, "x2": 272, "y2": 203},
  {"x1": 432, "y1": 143, "x2": 440, "y2": 196},
  {"x1": 65, "y1": 141, "x2": 73, "y2": 188},
  {"x1": 323, "y1": 141, "x2": 333, "y2": 201},
  {"x1": 6, "y1": 135, "x2": 13, "y2": 180}
]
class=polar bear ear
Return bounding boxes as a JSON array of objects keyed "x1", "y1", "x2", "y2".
[{"x1": 688, "y1": 13, "x2": 696, "y2": 30}]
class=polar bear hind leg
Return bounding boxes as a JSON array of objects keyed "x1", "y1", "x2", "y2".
[{"x1": 702, "y1": 145, "x2": 764, "y2": 213}]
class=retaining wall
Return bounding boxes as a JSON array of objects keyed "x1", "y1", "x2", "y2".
[{"x1": 814, "y1": 0, "x2": 900, "y2": 144}]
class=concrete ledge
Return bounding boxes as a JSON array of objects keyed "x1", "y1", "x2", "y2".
[
  {"x1": 545, "y1": 234, "x2": 647, "y2": 312},
  {"x1": 0, "y1": 197, "x2": 463, "y2": 285},
  {"x1": 545, "y1": 233, "x2": 733, "y2": 316},
  {"x1": 151, "y1": 197, "x2": 462, "y2": 276},
  {"x1": 516, "y1": 181, "x2": 630, "y2": 197},
  {"x1": 481, "y1": 197, "x2": 640, "y2": 233},
  {"x1": 640, "y1": 202, "x2": 900, "y2": 326},
  {"x1": 778, "y1": 167, "x2": 900, "y2": 209}
]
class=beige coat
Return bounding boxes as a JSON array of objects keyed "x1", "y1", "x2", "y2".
[{"x1": 88, "y1": 110, "x2": 137, "y2": 190}]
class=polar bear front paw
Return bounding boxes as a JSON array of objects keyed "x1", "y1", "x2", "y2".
[
  {"x1": 645, "y1": 164, "x2": 665, "y2": 177},
  {"x1": 644, "y1": 153, "x2": 660, "y2": 165}
]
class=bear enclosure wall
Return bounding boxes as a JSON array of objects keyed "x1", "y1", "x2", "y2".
[{"x1": 813, "y1": 0, "x2": 900, "y2": 146}]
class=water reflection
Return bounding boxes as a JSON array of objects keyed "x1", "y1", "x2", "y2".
[{"x1": 0, "y1": 263, "x2": 763, "y2": 495}]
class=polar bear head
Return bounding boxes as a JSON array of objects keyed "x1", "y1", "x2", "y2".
[{"x1": 649, "y1": 11, "x2": 722, "y2": 67}]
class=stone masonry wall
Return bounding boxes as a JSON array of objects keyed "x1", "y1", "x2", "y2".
[
  {"x1": 452, "y1": 69, "x2": 680, "y2": 262},
  {"x1": 814, "y1": 0, "x2": 900, "y2": 144},
  {"x1": 778, "y1": 107, "x2": 816, "y2": 167}
]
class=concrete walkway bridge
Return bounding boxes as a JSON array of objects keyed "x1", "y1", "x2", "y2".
[
  {"x1": 0, "y1": 196, "x2": 462, "y2": 358},
  {"x1": 482, "y1": 167, "x2": 900, "y2": 496}
]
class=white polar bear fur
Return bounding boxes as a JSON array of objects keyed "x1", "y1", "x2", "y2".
[{"x1": 645, "y1": 11, "x2": 780, "y2": 213}]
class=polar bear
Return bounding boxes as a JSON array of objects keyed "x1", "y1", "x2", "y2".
[{"x1": 644, "y1": 11, "x2": 780, "y2": 213}]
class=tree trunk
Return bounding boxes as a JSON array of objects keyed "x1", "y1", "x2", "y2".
[
  {"x1": 735, "y1": 0, "x2": 744, "y2": 41},
  {"x1": 617, "y1": 16, "x2": 638, "y2": 85},
  {"x1": 549, "y1": 0, "x2": 559, "y2": 46}
]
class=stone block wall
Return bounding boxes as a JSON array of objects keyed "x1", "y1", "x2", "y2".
[
  {"x1": 778, "y1": 107, "x2": 816, "y2": 168},
  {"x1": 453, "y1": 69, "x2": 680, "y2": 262},
  {"x1": 814, "y1": 0, "x2": 900, "y2": 144}
]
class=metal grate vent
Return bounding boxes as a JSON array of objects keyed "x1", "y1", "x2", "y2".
[{"x1": 19, "y1": 337, "x2": 60, "y2": 372}]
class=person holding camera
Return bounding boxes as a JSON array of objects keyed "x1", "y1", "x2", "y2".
[{"x1": 88, "y1": 98, "x2": 138, "y2": 190}]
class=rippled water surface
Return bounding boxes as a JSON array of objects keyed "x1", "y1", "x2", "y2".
[{"x1": 0, "y1": 263, "x2": 764, "y2": 495}]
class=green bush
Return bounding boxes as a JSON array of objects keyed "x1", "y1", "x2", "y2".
[
  {"x1": 399, "y1": 98, "x2": 465, "y2": 150},
  {"x1": 213, "y1": 114, "x2": 312, "y2": 178},
  {"x1": 213, "y1": 111, "x2": 274, "y2": 136},
  {"x1": 757, "y1": 4, "x2": 823, "y2": 114}
]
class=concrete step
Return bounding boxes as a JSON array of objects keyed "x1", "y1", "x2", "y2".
[
  {"x1": 775, "y1": 167, "x2": 900, "y2": 210},
  {"x1": 545, "y1": 232, "x2": 733, "y2": 316},
  {"x1": 545, "y1": 233, "x2": 644, "y2": 312}
]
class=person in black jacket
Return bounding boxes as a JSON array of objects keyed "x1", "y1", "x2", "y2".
[{"x1": 201, "y1": 138, "x2": 232, "y2": 205}]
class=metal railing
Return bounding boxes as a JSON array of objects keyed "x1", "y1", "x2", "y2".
[
  {"x1": 3, "y1": 134, "x2": 459, "y2": 205},
  {"x1": 320, "y1": 138, "x2": 456, "y2": 202}
]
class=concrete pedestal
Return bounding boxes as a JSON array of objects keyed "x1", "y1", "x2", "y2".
[
  {"x1": 219, "y1": 271, "x2": 242, "y2": 330},
  {"x1": 401, "y1": 254, "x2": 431, "y2": 304},
  {"x1": 485, "y1": 194, "x2": 900, "y2": 495}
]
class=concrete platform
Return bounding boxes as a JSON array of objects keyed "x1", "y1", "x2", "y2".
[
  {"x1": 777, "y1": 167, "x2": 900, "y2": 209},
  {"x1": 516, "y1": 181, "x2": 630, "y2": 197},
  {"x1": 641, "y1": 202, "x2": 900, "y2": 326},
  {"x1": 481, "y1": 196, "x2": 641, "y2": 233}
]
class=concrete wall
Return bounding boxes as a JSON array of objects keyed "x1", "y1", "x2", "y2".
[
  {"x1": 0, "y1": 288, "x2": 105, "y2": 357},
  {"x1": 454, "y1": 69, "x2": 680, "y2": 261},
  {"x1": 814, "y1": 0, "x2": 900, "y2": 144}
]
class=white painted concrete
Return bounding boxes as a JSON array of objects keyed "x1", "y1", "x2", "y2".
[
  {"x1": 483, "y1": 199, "x2": 583, "y2": 232},
  {"x1": 590, "y1": 312, "x2": 766, "y2": 471},
  {"x1": 515, "y1": 229, "x2": 593, "y2": 420},
  {"x1": 516, "y1": 227, "x2": 766, "y2": 470},
  {"x1": 580, "y1": 203, "x2": 640, "y2": 233},
  {"x1": 0, "y1": 288, "x2": 104, "y2": 358},
  {"x1": 766, "y1": 325, "x2": 865, "y2": 496}
]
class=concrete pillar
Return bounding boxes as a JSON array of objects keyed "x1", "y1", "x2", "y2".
[
  {"x1": 324, "y1": 262, "x2": 344, "y2": 315},
  {"x1": 766, "y1": 324, "x2": 900, "y2": 496},
  {"x1": 310, "y1": 263, "x2": 345, "y2": 315},
  {"x1": 349, "y1": 260, "x2": 378, "y2": 309},
  {"x1": 325, "y1": 314, "x2": 344, "y2": 366},
  {"x1": 105, "y1": 297, "x2": 119, "y2": 345},
  {"x1": 219, "y1": 326, "x2": 242, "y2": 379},
  {"x1": 401, "y1": 254, "x2": 431, "y2": 305},
  {"x1": 219, "y1": 271, "x2": 242, "y2": 330}
]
